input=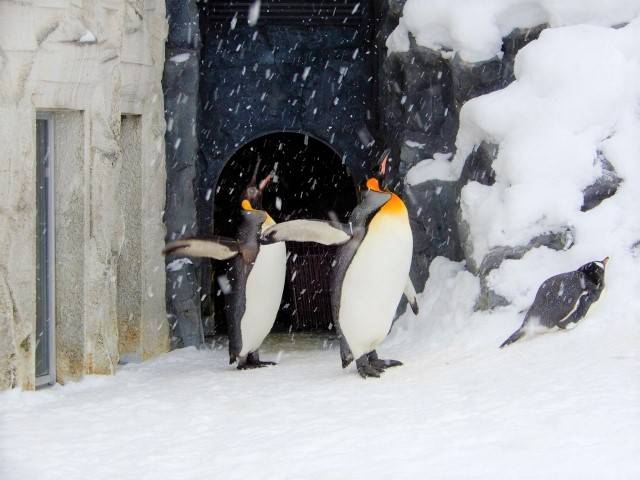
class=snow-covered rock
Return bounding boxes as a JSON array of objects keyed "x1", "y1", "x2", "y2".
[{"x1": 387, "y1": 0, "x2": 640, "y2": 62}]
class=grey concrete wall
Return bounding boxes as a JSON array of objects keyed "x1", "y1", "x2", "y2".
[
  {"x1": 54, "y1": 111, "x2": 86, "y2": 383},
  {"x1": 117, "y1": 115, "x2": 143, "y2": 363}
]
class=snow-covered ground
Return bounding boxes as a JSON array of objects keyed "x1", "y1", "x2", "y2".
[{"x1": 1, "y1": 289, "x2": 638, "y2": 480}]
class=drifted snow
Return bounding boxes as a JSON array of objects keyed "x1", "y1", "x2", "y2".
[
  {"x1": 1, "y1": 258, "x2": 638, "y2": 479},
  {"x1": 455, "y1": 20, "x2": 640, "y2": 267},
  {"x1": 387, "y1": 0, "x2": 640, "y2": 62}
]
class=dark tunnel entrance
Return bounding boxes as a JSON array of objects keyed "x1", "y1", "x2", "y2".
[{"x1": 208, "y1": 132, "x2": 358, "y2": 334}]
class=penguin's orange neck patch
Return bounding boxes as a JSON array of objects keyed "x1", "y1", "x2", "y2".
[
  {"x1": 366, "y1": 178, "x2": 382, "y2": 192},
  {"x1": 382, "y1": 192, "x2": 408, "y2": 216},
  {"x1": 365, "y1": 178, "x2": 407, "y2": 217},
  {"x1": 241, "y1": 199, "x2": 253, "y2": 211}
]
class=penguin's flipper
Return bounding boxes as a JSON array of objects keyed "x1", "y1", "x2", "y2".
[
  {"x1": 163, "y1": 237, "x2": 239, "y2": 260},
  {"x1": 260, "y1": 220, "x2": 352, "y2": 245},
  {"x1": 403, "y1": 277, "x2": 419, "y2": 315},
  {"x1": 499, "y1": 328, "x2": 526, "y2": 348},
  {"x1": 556, "y1": 290, "x2": 595, "y2": 329}
]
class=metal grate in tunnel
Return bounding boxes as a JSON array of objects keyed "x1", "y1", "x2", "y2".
[
  {"x1": 286, "y1": 242, "x2": 337, "y2": 331},
  {"x1": 205, "y1": 0, "x2": 367, "y2": 27}
]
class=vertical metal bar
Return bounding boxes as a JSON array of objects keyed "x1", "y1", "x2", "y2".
[{"x1": 47, "y1": 114, "x2": 56, "y2": 386}]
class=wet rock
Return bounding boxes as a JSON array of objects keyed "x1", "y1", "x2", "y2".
[
  {"x1": 404, "y1": 180, "x2": 463, "y2": 288},
  {"x1": 459, "y1": 141, "x2": 498, "y2": 187},
  {"x1": 164, "y1": 0, "x2": 204, "y2": 348},
  {"x1": 475, "y1": 277, "x2": 510, "y2": 311},
  {"x1": 581, "y1": 153, "x2": 622, "y2": 212}
]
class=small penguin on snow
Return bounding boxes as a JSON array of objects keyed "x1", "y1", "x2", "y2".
[
  {"x1": 262, "y1": 149, "x2": 419, "y2": 378},
  {"x1": 500, "y1": 257, "x2": 609, "y2": 348}
]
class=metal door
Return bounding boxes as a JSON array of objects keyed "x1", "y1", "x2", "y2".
[{"x1": 35, "y1": 113, "x2": 56, "y2": 387}]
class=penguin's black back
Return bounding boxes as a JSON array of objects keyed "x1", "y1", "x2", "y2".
[{"x1": 525, "y1": 269, "x2": 604, "y2": 328}]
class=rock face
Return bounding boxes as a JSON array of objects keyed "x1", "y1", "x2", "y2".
[
  {"x1": 0, "y1": 0, "x2": 169, "y2": 390},
  {"x1": 163, "y1": 0, "x2": 204, "y2": 349},
  {"x1": 379, "y1": 7, "x2": 545, "y2": 289},
  {"x1": 380, "y1": 7, "x2": 572, "y2": 299},
  {"x1": 581, "y1": 152, "x2": 622, "y2": 212}
]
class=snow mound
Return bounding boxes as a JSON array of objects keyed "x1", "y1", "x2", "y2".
[
  {"x1": 388, "y1": 0, "x2": 640, "y2": 62},
  {"x1": 391, "y1": 19, "x2": 640, "y2": 370},
  {"x1": 452, "y1": 20, "x2": 640, "y2": 268},
  {"x1": 405, "y1": 153, "x2": 456, "y2": 184}
]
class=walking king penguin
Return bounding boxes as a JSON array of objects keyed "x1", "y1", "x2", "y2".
[
  {"x1": 164, "y1": 160, "x2": 341, "y2": 369},
  {"x1": 500, "y1": 257, "x2": 609, "y2": 348},
  {"x1": 262, "y1": 150, "x2": 419, "y2": 378}
]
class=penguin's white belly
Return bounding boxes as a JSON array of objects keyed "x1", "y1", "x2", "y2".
[
  {"x1": 338, "y1": 216, "x2": 412, "y2": 359},
  {"x1": 239, "y1": 240, "x2": 286, "y2": 356}
]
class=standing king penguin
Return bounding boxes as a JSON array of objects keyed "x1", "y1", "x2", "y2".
[
  {"x1": 163, "y1": 161, "x2": 288, "y2": 369},
  {"x1": 263, "y1": 150, "x2": 419, "y2": 378},
  {"x1": 163, "y1": 159, "x2": 349, "y2": 370}
]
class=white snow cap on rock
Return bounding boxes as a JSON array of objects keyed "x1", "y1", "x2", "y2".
[
  {"x1": 452, "y1": 19, "x2": 640, "y2": 266},
  {"x1": 387, "y1": 0, "x2": 640, "y2": 62}
]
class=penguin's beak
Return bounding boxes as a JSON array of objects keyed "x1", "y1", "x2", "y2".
[
  {"x1": 258, "y1": 171, "x2": 274, "y2": 191},
  {"x1": 602, "y1": 256, "x2": 610, "y2": 267},
  {"x1": 379, "y1": 150, "x2": 390, "y2": 177}
]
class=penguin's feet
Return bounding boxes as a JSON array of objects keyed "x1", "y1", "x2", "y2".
[
  {"x1": 237, "y1": 351, "x2": 277, "y2": 370},
  {"x1": 237, "y1": 361, "x2": 275, "y2": 370},
  {"x1": 367, "y1": 350, "x2": 403, "y2": 370},
  {"x1": 370, "y1": 358, "x2": 403, "y2": 370},
  {"x1": 356, "y1": 354, "x2": 384, "y2": 379}
]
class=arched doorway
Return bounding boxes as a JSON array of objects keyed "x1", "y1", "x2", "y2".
[{"x1": 207, "y1": 132, "x2": 358, "y2": 334}]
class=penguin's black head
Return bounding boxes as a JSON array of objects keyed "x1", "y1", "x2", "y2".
[
  {"x1": 241, "y1": 156, "x2": 273, "y2": 211},
  {"x1": 365, "y1": 148, "x2": 391, "y2": 191},
  {"x1": 578, "y1": 257, "x2": 609, "y2": 287}
]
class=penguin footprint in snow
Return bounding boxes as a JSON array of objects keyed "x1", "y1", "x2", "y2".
[{"x1": 500, "y1": 257, "x2": 609, "y2": 348}]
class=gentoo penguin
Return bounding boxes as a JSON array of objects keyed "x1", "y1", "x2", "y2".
[
  {"x1": 500, "y1": 257, "x2": 609, "y2": 348},
  {"x1": 163, "y1": 163, "x2": 286, "y2": 369},
  {"x1": 263, "y1": 150, "x2": 419, "y2": 378}
]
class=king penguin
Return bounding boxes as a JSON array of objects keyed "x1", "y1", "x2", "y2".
[
  {"x1": 163, "y1": 161, "x2": 287, "y2": 369},
  {"x1": 262, "y1": 150, "x2": 419, "y2": 378},
  {"x1": 500, "y1": 257, "x2": 609, "y2": 348}
]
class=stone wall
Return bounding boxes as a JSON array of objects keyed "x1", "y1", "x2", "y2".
[
  {"x1": 0, "y1": 0, "x2": 169, "y2": 390},
  {"x1": 379, "y1": 4, "x2": 545, "y2": 290}
]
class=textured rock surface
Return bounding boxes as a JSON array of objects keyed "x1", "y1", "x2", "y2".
[
  {"x1": 0, "y1": 0, "x2": 168, "y2": 390},
  {"x1": 404, "y1": 180, "x2": 463, "y2": 288},
  {"x1": 381, "y1": 8, "x2": 557, "y2": 297},
  {"x1": 163, "y1": 0, "x2": 204, "y2": 349},
  {"x1": 581, "y1": 152, "x2": 622, "y2": 212}
]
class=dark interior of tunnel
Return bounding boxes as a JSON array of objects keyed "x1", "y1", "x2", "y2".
[{"x1": 206, "y1": 133, "x2": 358, "y2": 334}]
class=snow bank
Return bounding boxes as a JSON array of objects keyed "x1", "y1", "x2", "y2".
[
  {"x1": 387, "y1": 0, "x2": 640, "y2": 62},
  {"x1": 453, "y1": 20, "x2": 640, "y2": 267},
  {"x1": 393, "y1": 17, "x2": 640, "y2": 378}
]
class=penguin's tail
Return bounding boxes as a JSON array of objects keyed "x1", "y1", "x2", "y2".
[{"x1": 500, "y1": 328, "x2": 525, "y2": 349}]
